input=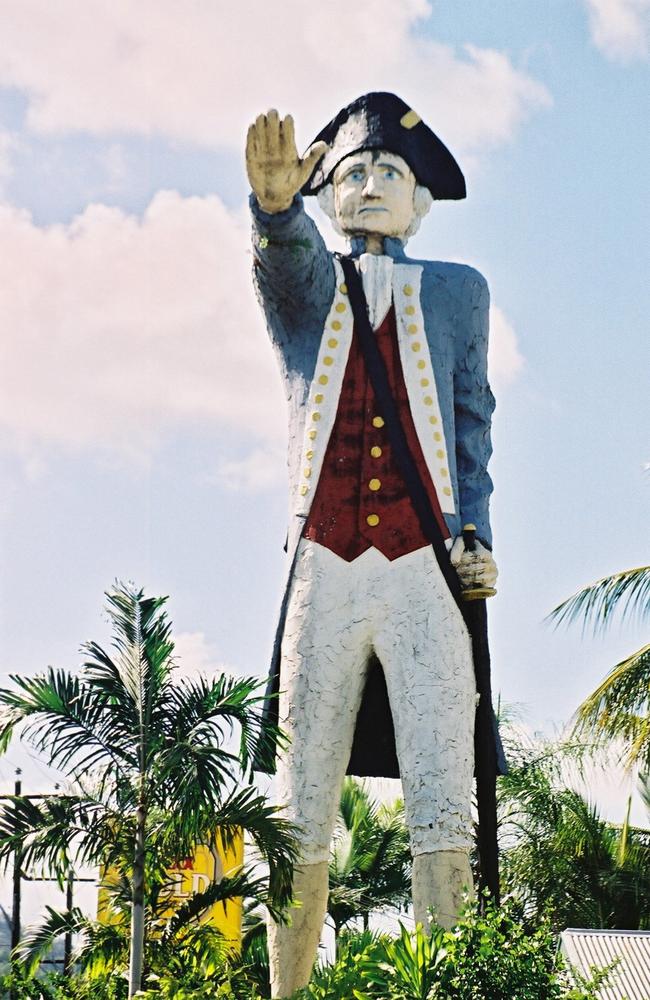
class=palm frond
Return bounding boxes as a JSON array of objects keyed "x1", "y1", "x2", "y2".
[
  {"x1": 575, "y1": 644, "x2": 650, "y2": 766},
  {"x1": 13, "y1": 905, "x2": 89, "y2": 975},
  {"x1": 0, "y1": 668, "x2": 133, "y2": 777},
  {"x1": 549, "y1": 565, "x2": 650, "y2": 635}
]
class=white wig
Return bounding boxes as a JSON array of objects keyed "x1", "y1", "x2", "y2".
[{"x1": 317, "y1": 182, "x2": 433, "y2": 243}]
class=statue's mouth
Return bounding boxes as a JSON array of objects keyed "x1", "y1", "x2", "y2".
[{"x1": 359, "y1": 206, "x2": 388, "y2": 213}]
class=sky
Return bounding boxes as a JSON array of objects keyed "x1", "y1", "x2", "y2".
[{"x1": 0, "y1": 0, "x2": 648, "y2": 836}]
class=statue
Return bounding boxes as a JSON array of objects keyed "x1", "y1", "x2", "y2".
[{"x1": 246, "y1": 93, "x2": 500, "y2": 998}]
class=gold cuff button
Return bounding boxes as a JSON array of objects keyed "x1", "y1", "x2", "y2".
[
  {"x1": 407, "y1": 323, "x2": 418, "y2": 334},
  {"x1": 369, "y1": 478, "x2": 381, "y2": 491},
  {"x1": 314, "y1": 393, "x2": 323, "y2": 404},
  {"x1": 339, "y1": 283, "x2": 348, "y2": 294},
  {"x1": 328, "y1": 338, "x2": 338, "y2": 348},
  {"x1": 434, "y1": 431, "x2": 442, "y2": 441},
  {"x1": 403, "y1": 284, "x2": 413, "y2": 295},
  {"x1": 300, "y1": 484, "x2": 309, "y2": 496},
  {"x1": 335, "y1": 302, "x2": 346, "y2": 313},
  {"x1": 366, "y1": 513, "x2": 380, "y2": 527},
  {"x1": 440, "y1": 468, "x2": 448, "y2": 477},
  {"x1": 423, "y1": 395, "x2": 433, "y2": 406},
  {"x1": 312, "y1": 412, "x2": 321, "y2": 421},
  {"x1": 331, "y1": 320, "x2": 342, "y2": 331},
  {"x1": 323, "y1": 356, "x2": 334, "y2": 366},
  {"x1": 443, "y1": 487, "x2": 452, "y2": 497},
  {"x1": 420, "y1": 378, "x2": 430, "y2": 387},
  {"x1": 411, "y1": 342, "x2": 421, "y2": 352},
  {"x1": 303, "y1": 467, "x2": 311, "y2": 478},
  {"x1": 429, "y1": 415, "x2": 438, "y2": 425},
  {"x1": 308, "y1": 430, "x2": 317, "y2": 440},
  {"x1": 436, "y1": 449, "x2": 445, "y2": 459},
  {"x1": 405, "y1": 305, "x2": 415, "y2": 315},
  {"x1": 417, "y1": 360, "x2": 426, "y2": 370},
  {"x1": 318, "y1": 374, "x2": 329, "y2": 385}
]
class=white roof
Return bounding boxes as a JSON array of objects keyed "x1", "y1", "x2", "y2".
[{"x1": 560, "y1": 928, "x2": 650, "y2": 1000}]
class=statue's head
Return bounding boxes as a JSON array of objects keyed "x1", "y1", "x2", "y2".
[{"x1": 303, "y1": 92, "x2": 465, "y2": 245}]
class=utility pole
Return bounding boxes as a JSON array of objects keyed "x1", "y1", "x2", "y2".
[
  {"x1": 10, "y1": 769, "x2": 22, "y2": 1000},
  {"x1": 63, "y1": 870, "x2": 74, "y2": 976}
]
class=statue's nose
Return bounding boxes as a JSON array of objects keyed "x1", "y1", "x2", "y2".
[{"x1": 362, "y1": 173, "x2": 381, "y2": 197}]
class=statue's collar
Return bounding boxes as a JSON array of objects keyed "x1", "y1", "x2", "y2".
[{"x1": 348, "y1": 236, "x2": 408, "y2": 261}]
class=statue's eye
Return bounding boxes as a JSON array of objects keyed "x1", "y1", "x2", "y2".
[
  {"x1": 350, "y1": 170, "x2": 364, "y2": 182},
  {"x1": 384, "y1": 169, "x2": 397, "y2": 180}
]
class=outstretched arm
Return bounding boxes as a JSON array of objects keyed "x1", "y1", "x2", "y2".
[{"x1": 247, "y1": 111, "x2": 334, "y2": 334}]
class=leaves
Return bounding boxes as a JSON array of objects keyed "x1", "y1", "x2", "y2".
[{"x1": 549, "y1": 565, "x2": 650, "y2": 636}]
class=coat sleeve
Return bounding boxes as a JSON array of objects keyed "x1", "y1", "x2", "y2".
[
  {"x1": 453, "y1": 269, "x2": 495, "y2": 549},
  {"x1": 250, "y1": 193, "x2": 335, "y2": 344}
]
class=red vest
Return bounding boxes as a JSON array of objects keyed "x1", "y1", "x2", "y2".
[{"x1": 303, "y1": 306, "x2": 450, "y2": 562}]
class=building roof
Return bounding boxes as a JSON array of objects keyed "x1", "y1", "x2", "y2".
[{"x1": 560, "y1": 928, "x2": 650, "y2": 999}]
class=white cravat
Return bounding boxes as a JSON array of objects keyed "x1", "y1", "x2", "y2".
[{"x1": 357, "y1": 254, "x2": 394, "y2": 330}]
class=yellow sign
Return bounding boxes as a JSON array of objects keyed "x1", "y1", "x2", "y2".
[{"x1": 98, "y1": 832, "x2": 244, "y2": 947}]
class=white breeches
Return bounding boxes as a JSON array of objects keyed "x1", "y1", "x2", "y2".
[{"x1": 277, "y1": 539, "x2": 476, "y2": 864}]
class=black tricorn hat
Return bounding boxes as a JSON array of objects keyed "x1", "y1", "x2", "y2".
[{"x1": 302, "y1": 92, "x2": 466, "y2": 200}]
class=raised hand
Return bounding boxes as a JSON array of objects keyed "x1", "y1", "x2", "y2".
[{"x1": 246, "y1": 110, "x2": 327, "y2": 214}]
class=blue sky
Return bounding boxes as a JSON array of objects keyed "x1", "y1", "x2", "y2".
[{"x1": 0, "y1": 0, "x2": 648, "y2": 821}]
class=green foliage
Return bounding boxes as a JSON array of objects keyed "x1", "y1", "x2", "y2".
[
  {"x1": 328, "y1": 779, "x2": 411, "y2": 936},
  {"x1": 550, "y1": 565, "x2": 650, "y2": 767},
  {"x1": 499, "y1": 730, "x2": 650, "y2": 930},
  {"x1": 295, "y1": 900, "x2": 608, "y2": 1000},
  {"x1": 0, "y1": 582, "x2": 299, "y2": 985}
]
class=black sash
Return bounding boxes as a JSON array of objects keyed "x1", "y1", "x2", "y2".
[{"x1": 340, "y1": 255, "x2": 501, "y2": 902}]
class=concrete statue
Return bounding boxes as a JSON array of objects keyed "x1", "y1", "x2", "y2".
[{"x1": 246, "y1": 92, "x2": 501, "y2": 998}]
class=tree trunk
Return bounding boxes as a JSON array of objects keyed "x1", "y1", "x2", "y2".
[{"x1": 128, "y1": 802, "x2": 146, "y2": 997}]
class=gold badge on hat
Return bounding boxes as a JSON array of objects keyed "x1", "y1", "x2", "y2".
[{"x1": 400, "y1": 109, "x2": 421, "y2": 129}]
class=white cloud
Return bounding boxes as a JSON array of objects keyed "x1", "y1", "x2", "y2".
[
  {"x1": 0, "y1": 129, "x2": 18, "y2": 196},
  {"x1": 215, "y1": 447, "x2": 285, "y2": 493},
  {"x1": 584, "y1": 0, "x2": 650, "y2": 61},
  {"x1": 488, "y1": 306, "x2": 525, "y2": 390},
  {"x1": 0, "y1": 0, "x2": 550, "y2": 155},
  {"x1": 0, "y1": 191, "x2": 525, "y2": 467},
  {"x1": 0, "y1": 191, "x2": 284, "y2": 463},
  {"x1": 173, "y1": 631, "x2": 237, "y2": 681}
]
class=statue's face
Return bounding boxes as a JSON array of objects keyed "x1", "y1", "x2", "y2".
[{"x1": 333, "y1": 150, "x2": 416, "y2": 240}]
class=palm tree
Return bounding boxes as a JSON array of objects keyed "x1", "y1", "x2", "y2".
[
  {"x1": 498, "y1": 730, "x2": 650, "y2": 930},
  {"x1": 0, "y1": 582, "x2": 298, "y2": 995},
  {"x1": 550, "y1": 565, "x2": 650, "y2": 767},
  {"x1": 327, "y1": 778, "x2": 411, "y2": 941}
]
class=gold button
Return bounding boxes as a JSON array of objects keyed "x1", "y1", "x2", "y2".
[
  {"x1": 323, "y1": 356, "x2": 334, "y2": 366},
  {"x1": 434, "y1": 431, "x2": 442, "y2": 441},
  {"x1": 312, "y1": 412, "x2": 321, "y2": 421},
  {"x1": 300, "y1": 484, "x2": 309, "y2": 496},
  {"x1": 411, "y1": 342, "x2": 421, "y2": 352},
  {"x1": 429, "y1": 415, "x2": 438, "y2": 425},
  {"x1": 420, "y1": 378, "x2": 430, "y2": 387},
  {"x1": 335, "y1": 302, "x2": 346, "y2": 313},
  {"x1": 369, "y1": 478, "x2": 381, "y2": 491},
  {"x1": 331, "y1": 320, "x2": 342, "y2": 331},
  {"x1": 405, "y1": 305, "x2": 415, "y2": 315},
  {"x1": 436, "y1": 449, "x2": 444, "y2": 459},
  {"x1": 314, "y1": 393, "x2": 323, "y2": 403},
  {"x1": 403, "y1": 284, "x2": 413, "y2": 295},
  {"x1": 328, "y1": 338, "x2": 338, "y2": 348},
  {"x1": 417, "y1": 360, "x2": 426, "y2": 369},
  {"x1": 339, "y1": 283, "x2": 348, "y2": 294},
  {"x1": 304, "y1": 467, "x2": 311, "y2": 478},
  {"x1": 407, "y1": 323, "x2": 418, "y2": 334},
  {"x1": 306, "y1": 450, "x2": 314, "y2": 460},
  {"x1": 366, "y1": 513, "x2": 380, "y2": 527},
  {"x1": 370, "y1": 445, "x2": 382, "y2": 458},
  {"x1": 308, "y1": 430, "x2": 317, "y2": 440},
  {"x1": 443, "y1": 487, "x2": 452, "y2": 496},
  {"x1": 440, "y1": 468, "x2": 448, "y2": 477},
  {"x1": 372, "y1": 416, "x2": 385, "y2": 428},
  {"x1": 318, "y1": 374, "x2": 329, "y2": 385},
  {"x1": 423, "y1": 395, "x2": 433, "y2": 406}
]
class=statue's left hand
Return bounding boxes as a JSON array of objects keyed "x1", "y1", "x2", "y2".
[{"x1": 450, "y1": 536, "x2": 498, "y2": 590}]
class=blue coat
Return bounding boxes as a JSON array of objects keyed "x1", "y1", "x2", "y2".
[{"x1": 250, "y1": 194, "x2": 495, "y2": 773}]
